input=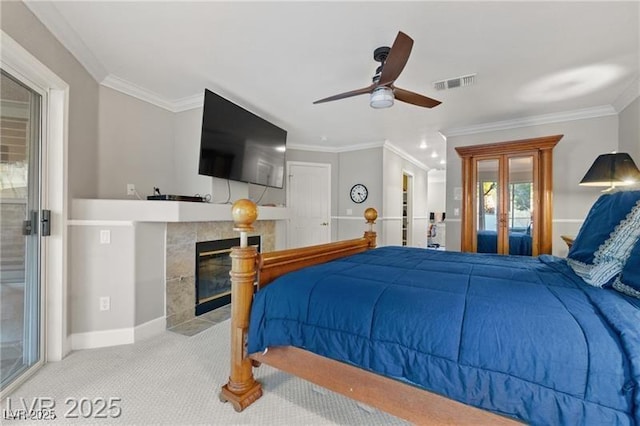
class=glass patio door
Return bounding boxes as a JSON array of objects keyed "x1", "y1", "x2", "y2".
[{"x1": 1, "y1": 69, "x2": 43, "y2": 391}]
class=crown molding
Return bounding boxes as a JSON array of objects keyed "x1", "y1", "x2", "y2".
[
  {"x1": 442, "y1": 105, "x2": 617, "y2": 137},
  {"x1": 612, "y1": 76, "x2": 640, "y2": 112},
  {"x1": 287, "y1": 140, "x2": 385, "y2": 153},
  {"x1": 23, "y1": 1, "x2": 108, "y2": 83},
  {"x1": 101, "y1": 75, "x2": 204, "y2": 113},
  {"x1": 173, "y1": 93, "x2": 204, "y2": 112},
  {"x1": 287, "y1": 140, "x2": 429, "y2": 171},
  {"x1": 101, "y1": 75, "x2": 179, "y2": 112},
  {"x1": 383, "y1": 142, "x2": 430, "y2": 172}
]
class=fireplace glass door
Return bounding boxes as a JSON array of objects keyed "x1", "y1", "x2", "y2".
[{"x1": 195, "y1": 236, "x2": 260, "y2": 315}]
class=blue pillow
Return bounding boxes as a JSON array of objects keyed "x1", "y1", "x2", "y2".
[
  {"x1": 613, "y1": 239, "x2": 640, "y2": 298},
  {"x1": 568, "y1": 200, "x2": 640, "y2": 286},
  {"x1": 568, "y1": 190, "x2": 640, "y2": 264}
]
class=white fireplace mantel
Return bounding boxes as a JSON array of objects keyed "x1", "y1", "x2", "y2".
[
  {"x1": 71, "y1": 198, "x2": 289, "y2": 222},
  {"x1": 67, "y1": 198, "x2": 288, "y2": 351}
]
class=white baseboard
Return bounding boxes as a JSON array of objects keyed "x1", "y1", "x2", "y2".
[
  {"x1": 134, "y1": 316, "x2": 166, "y2": 341},
  {"x1": 70, "y1": 317, "x2": 166, "y2": 350},
  {"x1": 70, "y1": 328, "x2": 134, "y2": 350}
]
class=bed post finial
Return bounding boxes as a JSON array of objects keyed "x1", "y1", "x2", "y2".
[
  {"x1": 364, "y1": 207, "x2": 378, "y2": 248},
  {"x1": 220, "y1": 199, "x2": 263, "y2": 412}
]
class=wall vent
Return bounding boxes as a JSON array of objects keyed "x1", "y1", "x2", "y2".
[{"x1": 433, "y1": 73, "x2": 477, "y2": 91}]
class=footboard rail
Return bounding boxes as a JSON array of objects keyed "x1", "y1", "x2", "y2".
[{"x1": 258, "y1": 216, "x2": 377, "y2": 287}]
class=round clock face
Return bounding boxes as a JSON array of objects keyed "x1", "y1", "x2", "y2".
[{"x1": 350, "y1": 184, "x2": 368, "y2": 204}]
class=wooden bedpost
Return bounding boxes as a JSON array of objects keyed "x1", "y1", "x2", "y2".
[
  {"x1": 364, "y1": 207, "x2": 378, "y2": 248},
  {"x1": 219, "y1": 199, "x2": 263, "y2": 412}
]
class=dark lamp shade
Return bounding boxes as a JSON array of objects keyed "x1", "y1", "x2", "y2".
[{"x1": 579, "y1": 153, "x2": 640, "y2": 187}]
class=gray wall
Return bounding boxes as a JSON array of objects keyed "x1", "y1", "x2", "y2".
[
  {"x1": 338, "y1": 148, "x2": 384, "y2": 241},
  {"x1": 619, "y1": 97, "x2": 640, "y2": 163},
  {"x1": 1, "y1": 1, "x2": 99, "y2": 200},
  {"x1": 98, "y1": 86, "x2": 175, "y2": 198},
  {"x1": 445, "y1": 114, "x2": 619, "y2": 256}
]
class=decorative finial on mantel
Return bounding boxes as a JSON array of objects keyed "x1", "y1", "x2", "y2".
[{"x1": 231, "y1": 199, "x2": 258, "y2": 233}]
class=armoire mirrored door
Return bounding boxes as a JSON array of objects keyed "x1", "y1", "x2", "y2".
[{"x1": 457, "y1": 135, "x2": 562, "y2": 256}]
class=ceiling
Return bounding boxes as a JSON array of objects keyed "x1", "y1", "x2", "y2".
[{"x1": 25, "y1": 1, "x2": 639, "y2": 171}]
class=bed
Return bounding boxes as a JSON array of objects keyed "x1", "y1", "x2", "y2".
[
  {"x1": 220, "y1": 197, "x2": 640, "y2": 425},
  {"x1": 476, "y1": 229, "x2": 532, "y2": 256}
]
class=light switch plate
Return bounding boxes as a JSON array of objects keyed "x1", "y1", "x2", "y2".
[{"x1": 100, "y1": 230, "x2": 111, "y2": 244}]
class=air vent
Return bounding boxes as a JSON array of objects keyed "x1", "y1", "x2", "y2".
[{"x1": 433, "y1": 73, "x2": 477, "y2": 91}]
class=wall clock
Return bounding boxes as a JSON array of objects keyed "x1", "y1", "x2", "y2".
[{"x1": 350, "y1": 184, "x2": 368, "y2": 204}]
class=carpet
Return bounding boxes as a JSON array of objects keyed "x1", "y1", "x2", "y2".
[{"x1": 2, "y1": 320, "x2": 407, "y2": 425}]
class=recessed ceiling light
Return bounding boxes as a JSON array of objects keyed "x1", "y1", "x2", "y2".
[
  {"x1": 431, "y1": 151, "x2": 439, "y2": 158},
  {"x1": 419, "y1": 141, "x2": 428, "y2": 149},
  {"x1": 440, "y1": 159, "x2": 446, "y2": 165}
]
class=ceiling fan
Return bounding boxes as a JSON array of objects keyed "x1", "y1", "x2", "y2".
[{"x1": 313, "y1": 31, "x2": 441, "y2": 109}]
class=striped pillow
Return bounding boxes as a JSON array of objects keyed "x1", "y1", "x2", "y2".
[
  {"x1": 568, "y1": 199, "x2": 640, "y2": 287},
  {"x1": 612, "y1": 239, "x2": 640, "y2": 298}
]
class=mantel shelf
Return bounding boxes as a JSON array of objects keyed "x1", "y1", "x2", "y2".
[{"x1": 71, "y1": 199, "x2": 290, "y2": 222}]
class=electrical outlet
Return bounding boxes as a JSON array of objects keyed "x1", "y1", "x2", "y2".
[
  {"x1": 127, "y1": 183, "x2": 136, "y2": 196},
  {"x1": 99, "y1": 296, "x2": 110, "y2": 311}
]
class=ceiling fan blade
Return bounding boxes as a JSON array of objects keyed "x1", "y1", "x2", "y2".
[
  {"x1": 393, "y1": 87, "x2": 441, "y2": 108},
  {"x1": 313, "y1": 85, "x2": 375, "y2": 104},
  {"x1": 378, "y1": 31, "x2": 413, "y2": 86}
]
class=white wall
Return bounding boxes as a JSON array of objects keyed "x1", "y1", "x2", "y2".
[
  {"x1": 445, "y1": 114, "x2": 618, "y2": 256},
  {"x1": 427, "y1": 169, "x2": 446, "y2": 216},
  {"x1": 382, "y1": 147, "x2": 429, "y2": 248}
]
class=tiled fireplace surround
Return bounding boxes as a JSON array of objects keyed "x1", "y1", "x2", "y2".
[{"x1": 165, "y1": 220, "x2": 275, "y2": 328}]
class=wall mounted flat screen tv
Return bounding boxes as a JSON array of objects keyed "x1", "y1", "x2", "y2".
[{"x1": 199, "y1": 89, "x2": 287, "y2": 188}]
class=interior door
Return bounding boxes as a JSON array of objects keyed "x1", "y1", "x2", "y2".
[
  {"x1": 286, "y1": 162, "x2": 331, "y2": 248},
  {"x1": 0, "y1": 70, "x2": 43, "y2": 392}
]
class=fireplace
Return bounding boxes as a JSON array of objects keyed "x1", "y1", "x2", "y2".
[{"x1": 194, "y1": 236, "x2": 260, "y2": 316}]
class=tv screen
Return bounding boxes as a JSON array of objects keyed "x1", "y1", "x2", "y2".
[{"x1": 199, "y1": 89, "x2": 287, "y2": 188}]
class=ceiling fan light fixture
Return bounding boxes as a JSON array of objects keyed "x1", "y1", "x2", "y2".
[{"x1": 370, "y1": 87, "x2": 394, "y2": 109}]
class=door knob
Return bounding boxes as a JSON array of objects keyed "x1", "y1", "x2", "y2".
[{"x1": 321, "y1": 222, "x2": 329, "y2": 226}]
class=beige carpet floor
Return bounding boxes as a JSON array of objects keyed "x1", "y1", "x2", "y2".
[{"x1": 2, "y1": 319, "x2": 407, "y2": 425}]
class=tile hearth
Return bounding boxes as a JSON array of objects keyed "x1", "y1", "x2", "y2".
[{"x1": 168, "y1": 305, "x2": 231, "y2": 336}]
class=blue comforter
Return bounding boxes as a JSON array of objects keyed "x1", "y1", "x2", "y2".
[{"x1": 248, "y1": 247, "x2": 640, "y2": 425}]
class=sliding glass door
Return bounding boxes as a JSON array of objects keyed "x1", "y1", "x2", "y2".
[{"x1": 1, "y1": 69, "x2": 43, "y2": 391}]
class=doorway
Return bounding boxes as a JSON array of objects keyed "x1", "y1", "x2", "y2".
[
  {"x1": 0, "y1": 70, "x2": 43, "y2": 392},
  {"x1": 402, "y1": 172, "x2": 413, "y2": 246},
  {"x1": 286, "y1": 161, "x2": 331, "y2": 248}
]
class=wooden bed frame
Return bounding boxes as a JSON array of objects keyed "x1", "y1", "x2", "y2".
[{"x1": 219, "y1": 199, "x2": 520, "y2": 424}]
